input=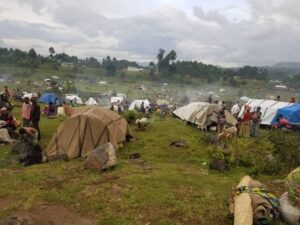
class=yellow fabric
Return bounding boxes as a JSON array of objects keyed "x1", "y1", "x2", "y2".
[{"x1": 240, "y1": 121, "x2": 250, "y2": 137}]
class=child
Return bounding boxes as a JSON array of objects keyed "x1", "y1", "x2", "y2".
[{"x1": 19, "y1": 127, "x2": 38, "y2": 144}]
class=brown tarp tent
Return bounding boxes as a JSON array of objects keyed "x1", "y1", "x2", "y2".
[
  {"x1": 173, "y1": 102, "x2": 237, "y2": 129},
  {"x1": 46, "y1": 106, "x2": 130, "y2": 160}
]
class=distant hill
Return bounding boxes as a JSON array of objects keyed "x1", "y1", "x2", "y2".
[{"x1": 272, "y1": 62, "x2": 300, "y2": 69}]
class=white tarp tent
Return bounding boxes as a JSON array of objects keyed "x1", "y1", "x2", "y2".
[
  {"x1": 240, "y1": 96, "x2": 252, "y2": 102},
  {"x1": 22, "y1": 93, "x2": 38, "y2": 99},
  {"x1": 85, "y1": 97, "x2": 98, "y2": 106},
  {"x1": 65, "y1": 94, "x2": 83, "y2": 105},
  {"x1": 239, "y1": 99, "x2": 294, "y2": 125},
  {"x1": 111, "y1": 96, "x2": 124, "y2": 104},
  {"x1": 129, "y1": 99, "x2": 150, "y2": 110},
  {"x1": 117, "y1": 93, "x2": 127, "y2": 99}
]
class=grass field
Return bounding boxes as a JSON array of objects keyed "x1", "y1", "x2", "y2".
[{"x1": 0, "y1": 101, "x2": 288, "y2": 225}]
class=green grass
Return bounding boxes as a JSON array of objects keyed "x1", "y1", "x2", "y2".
[{"x1": 0, "y1": 102, "x2": 288, "y2": 224}]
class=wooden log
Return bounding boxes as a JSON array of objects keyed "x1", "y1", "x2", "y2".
[{"x1": 234, "y1": 175, "x2": 253, "y2": 225}]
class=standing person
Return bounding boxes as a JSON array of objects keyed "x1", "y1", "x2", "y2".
[
  {"x1": 30, "y1": 97, "x2": 41, "y2": 140},
  {"x1": 22, "y1": 97, "x2": 31, "y2": 127},
  {"x1": 250, "y1": 107, "x2": 262, "y2": 137},
  {"x1": 3, "y1": 86, "x2": 11, "y2": 99},
  {"x1": 217, "y1": 108, "x2": 226, "y2": 134},
  {"x1": 140, "y1": 102, "x2": 145, "y2": 113},
  {"x1": 12, "y1": 89, "x2": 17, "y2": 99},
  {"x1": 231, "y1": 101, "x2": 241, "y2": 119},
  {"x1": 276, "y1": 95, "x2": 281, "y2": 101},
  {"x1": 208, "y1": 94, "x2": 212, "y2": 104},
  {"x1": 240, "y1": 107, "x2": 252, "y2": 137}
]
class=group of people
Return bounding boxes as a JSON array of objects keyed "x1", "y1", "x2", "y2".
[
  {"x1": 0, "y1": 86, "x2": 41, "y2": 144},
  {"x1": 216, "y1": 94, "x2": 298, "y2": 138},
  {"x1": 215, "y1": 101, "x2": 262, "y2": 138}
]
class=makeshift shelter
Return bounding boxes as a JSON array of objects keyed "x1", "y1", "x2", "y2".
[
  {"x1": 240, "y1": 96, "x2": 252, "y2": 102},
  {"x1": 239, "y1": 99, "x2": 294, "y2": 125},
  {"x1": 22, "y1": 93, "x2": 38, "y2": 99},
  {"x1": 65, "y1": 94, "x2": 83, "y2": 105},
  {"x1": 129, "y1": 99, "x2": 150, "y2": 110},
  {"x1": 85, "y1": 97, "x2": 98, "y2": 106},
  {"x1": 157, "y1": 99, "x2": 169, "y2": 106},
  {"x1": 39, "y1": 93, "x2": 57, "y2": 104},
  {"x1": 111, "y1": 96, "x2": 123, "y2": 104},
  {"x1": 46, "y1": 106, "x2": 130, "y2": 159},
  {"x1": 173, "y1": 102, "x2": 237, "y2": 129},
  {"x1": 272, "y1": 104, "x2": 300, "y2": 125}
]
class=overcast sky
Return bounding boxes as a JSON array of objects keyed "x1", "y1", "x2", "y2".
[{"x1": 0, "y1": 0, "x2": 299, "y2": 66}]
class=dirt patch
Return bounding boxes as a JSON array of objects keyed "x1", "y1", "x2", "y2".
[
  {"x1": 130, "y1": 159, "x2": 153, "y2": 171},
  {"x1": 15, "y1": 204, "x2": 94, "y2": 225},
  {"x1": 0, "y1": 197, "x2": 19, "y2": 211}
]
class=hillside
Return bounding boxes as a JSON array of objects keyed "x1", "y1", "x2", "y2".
[
  {"x1": 272, "y1": 61, "x2": 300, "y2": 69},
  {"x1": 0, "y1": 101, "x2": 293, "y2": 225}
]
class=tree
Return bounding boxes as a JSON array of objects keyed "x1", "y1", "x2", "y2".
[
  {"x1": 49, "y1": 47, "x2": 55, "y2": 58},
  {"x1": 156, "y1": 49, "x2": 177, "y2": 77},
  {"x1": 102, "y1": 56, "x2": 116, "y2": 75},
  {"x1": 28, "y1": 48, "x2": 37, "y2": 59}
]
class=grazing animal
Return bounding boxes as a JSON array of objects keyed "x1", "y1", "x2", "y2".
[
  {"x1": 135, "y1": 118, "x2": 149, "y2": 128},
  {"x1": 218, "y1": 126, "x2": 237, "y2": 141}
]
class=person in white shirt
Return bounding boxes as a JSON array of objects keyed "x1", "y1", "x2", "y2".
[{"x1": 231, "y1": 101, "x2": 240, "y2": 119}]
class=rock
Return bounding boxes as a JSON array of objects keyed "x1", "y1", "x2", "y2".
[
  {"x1": 84, "y1": 143, "x2": 117, "y2": 172},
  {"x1": 0, "y1": 217, "x2": 23, "y2": 225},
  {"x1": 209, "y1": 159, "x2": 229, "y2": 172},
  {"x1": 170, "y1": 140, "x2": 187, "y2": 147},
  {"x1": 280, "y1": 192, "x2": 300, "y2": 225}
]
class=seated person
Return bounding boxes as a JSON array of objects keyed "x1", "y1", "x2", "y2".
[
  {"x1": 0, "y1": 93, "x2": 13, "y2": 111},
  {"x1": 19, "y1": 127, "x2": 39, "y2": 143},
  {"x1": 0, "y1": 108, "x2": 16, "y2": 130},
  {"x1": 274, "y1": 114, "x2": 292, "y2": 129}
]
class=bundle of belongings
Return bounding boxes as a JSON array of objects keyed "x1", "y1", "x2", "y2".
[
  {"x1": 12, "y1": 127, "x2": 43, "y2": 166},
  {"x1": 230, "y1": 176, "x2": 279, "y2": 225},
  {"x1": 280, "y1": 167, "x2": 300, "y2": 225}
]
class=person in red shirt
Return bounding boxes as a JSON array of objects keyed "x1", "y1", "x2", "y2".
[{"x1": 240, "y1": 106, "x2": 252, "y2": 137}]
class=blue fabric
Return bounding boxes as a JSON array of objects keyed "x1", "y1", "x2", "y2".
[
  {"x1": 272, "y1": 104, "x2": 300, "y2": 125},
  {"x1": 39, "y1": 93, "x2": 57, "y2": 104}
]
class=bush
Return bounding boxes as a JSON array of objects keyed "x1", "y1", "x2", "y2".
[
  {"x1": 269, "y1": 130, "x2": 300, "y2": 173},
  {"x1": 122, "y1": 110, "x2": 139, "y2": 124}
]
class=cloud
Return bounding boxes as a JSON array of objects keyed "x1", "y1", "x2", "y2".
[
  {"x1": 0, "y1": 0, "x2": 300, "y2": 66},
  {"x1": 193, "y1": 6, "x2": 229, "y2": 25}
]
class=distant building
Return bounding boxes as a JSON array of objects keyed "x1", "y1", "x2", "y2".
[
  {"x1": 127, "y1": 67, "x2": 143, "y2": 72},
  {"x1": 275, "y1": 85, "x2": 288, "y2": 90},
  {"x1": 61, "y1": 62, "x2": 74, "y2": 68}
]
